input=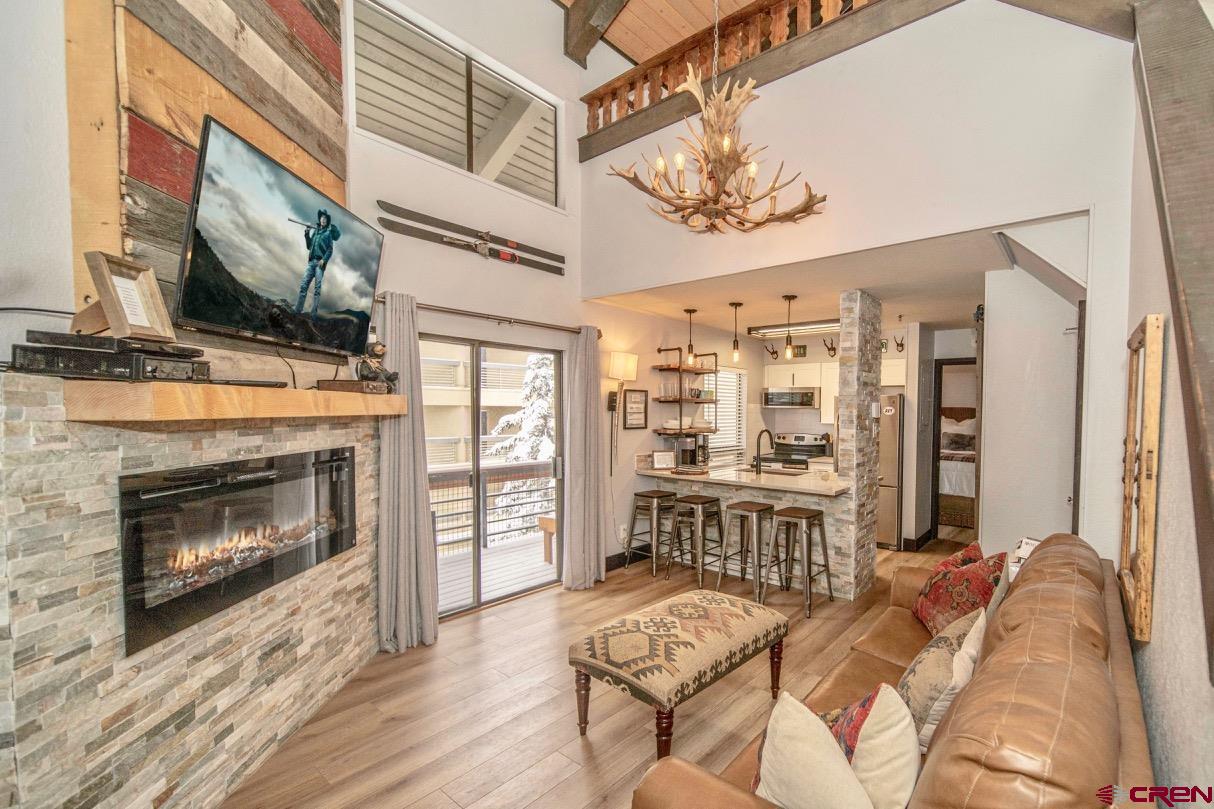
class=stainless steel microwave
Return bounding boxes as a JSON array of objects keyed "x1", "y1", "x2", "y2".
[{"x1": 762, "y1": 388, "x2": 817, "y2": 408}]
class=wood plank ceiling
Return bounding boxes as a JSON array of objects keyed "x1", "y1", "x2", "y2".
[{"x1": 557, "y1": 0, "x2": 756, "y2": 63}]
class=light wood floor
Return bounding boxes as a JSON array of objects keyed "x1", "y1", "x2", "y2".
[{"x1": 222, "y1": 528, "x2": 973, "y2": 809}]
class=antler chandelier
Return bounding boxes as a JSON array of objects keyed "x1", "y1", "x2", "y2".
[{"x1": 608, "y1": 1, "x2": 826, "y2": 234}]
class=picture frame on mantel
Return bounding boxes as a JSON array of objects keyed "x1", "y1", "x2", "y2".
[
  {"x1": 70, "y1": 252, "x2": 176, "y2": 342},
  {"x1": 622, "y1": 389, "x2": 647, "y2": 429}
]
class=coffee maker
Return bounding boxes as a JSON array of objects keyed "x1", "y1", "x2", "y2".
[{"x1": 677, "y1": 435, "x2": 710, "y2": 470}]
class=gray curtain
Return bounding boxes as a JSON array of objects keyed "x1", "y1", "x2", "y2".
[
  {"x1": 377, "y1": 292, "x2": 439, "y2": 650},
  {"x1": 563, "y1": 326, "x2": 609, "y2": 589}
]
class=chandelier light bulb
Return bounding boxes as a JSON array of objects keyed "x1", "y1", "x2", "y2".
[
  {"x1": 722, "y1": 134, "x2": 732, "y2": 152},
  {"x1": 747, "y1": 161, "x2": 758, "y2": 177},
  {"x1": 674, "y1": 152, "x2": 686, "y2": 170},
  {"x1": 655, "y1": 155, "x2": 667, "y2": 173}
]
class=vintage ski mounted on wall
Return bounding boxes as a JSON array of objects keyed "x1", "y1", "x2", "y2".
[{"x1": 376, "y1": 200, "x2": 566, "y2": 276}]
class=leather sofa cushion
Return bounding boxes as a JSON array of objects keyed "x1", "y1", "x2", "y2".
[
  {"x1": 911, "y1": 629, "x2": 1119, "y2": 809},
  {"x1": 1009, "y1": 533, "x2": 1105, "y2": 595},
  {"x1": 718, "y1": 650, "x2": 906, "y2": 791},
  {"x1": 983, "y1": 579, "x2": 1109, "y2": 662},
  {"x1": 852, "y1": 607, "x2": 932, "y2": 668}
]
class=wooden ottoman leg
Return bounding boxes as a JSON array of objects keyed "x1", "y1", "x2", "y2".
[
  {"x1": 575, "y1": 669, "x2": 591, "y2": 735},
  {"x1": 655, "y1": 706, "x2": 675, "y2": 758},
  {"x1": 769, "y1": 640, "x2": 783, "y2": 699}
]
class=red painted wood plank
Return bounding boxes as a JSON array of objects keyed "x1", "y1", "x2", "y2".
[
  {"x1": 126, "y1": 113, "x2": 197, "y2": 203},
  {"x1": 266, "y1": 0, "x2": 342, "y2": 81}
]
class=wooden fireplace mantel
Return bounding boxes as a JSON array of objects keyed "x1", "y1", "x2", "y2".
[{"x1": 62, "y1": 380, "x2": 408, "y2": 422}]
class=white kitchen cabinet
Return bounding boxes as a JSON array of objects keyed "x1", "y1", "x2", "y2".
[
  {"x1": 819, "y1": 362, "x2": 839, "y2": 424},
  {"x1": 880, "y1": 358, "x2": 907, "y2": 386},
  {"x1": 763, "y1": 362, "x2": 820, "y2": 388}
]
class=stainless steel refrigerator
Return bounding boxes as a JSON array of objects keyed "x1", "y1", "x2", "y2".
[{"x1": 877, "y1": 394, "x2": 904, "y2": 550}]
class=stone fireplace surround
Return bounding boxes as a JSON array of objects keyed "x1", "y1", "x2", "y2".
[{"x1": 0, "y1": 373, "x2": 382, "y2": 809}]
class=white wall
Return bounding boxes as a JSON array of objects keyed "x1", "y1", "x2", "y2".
[
  {"x1": 980, "y1": 268, "x2": 1079, "y2": 554},
  {"x1": 580, "y1": 0, "x2": 1135, "y2": 555},
  {"x1": 0, "y1": 3, "x2": 77, "y2": 353},
  {"x1": 934, "y1": 328, "x2": 977, "y2": 359},
  {"x1": 941, "y1": 364, "x2": 978, "y2": 407},
  {"x1": 1124, "y1": 100, "x2": 1214, "y2": 789}
]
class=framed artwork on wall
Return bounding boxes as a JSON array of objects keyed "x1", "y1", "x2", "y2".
[
  {"x1": 622, "y1": 389, "x2": 647, "y2": 429},
  {"x1": 652, "y1": 450, "x2": 675, "y2": 470}
]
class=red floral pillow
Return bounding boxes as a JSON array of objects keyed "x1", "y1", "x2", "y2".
[
  {"x1": 938, "y1": 541, "x2": 984, "y2": 572},
  {"x1": 914, "y1": 550, "x2": 1006, "y2": 635},
  {"x1": 830, "y1": 687, "x2": 878, "y2": 763}
]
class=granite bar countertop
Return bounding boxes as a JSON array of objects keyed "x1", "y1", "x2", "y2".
[{"x1": 638, "y1": 467, "x2": 851, "y2": 497}]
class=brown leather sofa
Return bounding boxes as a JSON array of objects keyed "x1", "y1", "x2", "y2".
[{"x1": 632, "y1": 534, "x2": 1154, "y2": 809}]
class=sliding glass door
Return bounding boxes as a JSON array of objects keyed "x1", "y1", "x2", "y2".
[{"x1": 419, "y1": 337, "x2": 563, "y2": 615}]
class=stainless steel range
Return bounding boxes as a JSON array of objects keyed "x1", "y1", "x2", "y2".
[{"x1": 757, "y1": 432, "x2": 832, "y2": 470}]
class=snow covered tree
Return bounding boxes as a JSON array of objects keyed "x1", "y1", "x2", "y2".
[{"x1": 485, "y1": 353, "x2": 556, "y2": 545}]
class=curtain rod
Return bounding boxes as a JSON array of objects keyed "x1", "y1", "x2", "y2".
[{"x1": 375, "y1": 294, "x2": 598, "y2": 337}]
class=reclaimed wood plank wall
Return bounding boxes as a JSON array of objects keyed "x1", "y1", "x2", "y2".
[{"x1": 66, "y1": 0, "x2": 345, "y2": 320}]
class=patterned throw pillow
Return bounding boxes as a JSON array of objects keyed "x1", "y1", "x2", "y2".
[
  {"x1": 897, "y1": 609, "x2": 985, "y2": 752},
  {"x1": 827, "y1": 684, "x2": 921, "y2": 809},
  {"x1": 913, "y1": 547, "x2": 1006, "y2": 635}
]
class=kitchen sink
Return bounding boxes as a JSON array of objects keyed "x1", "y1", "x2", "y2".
[{"x1": 735, "y1": 467, "x2": 807, "y2": 477}]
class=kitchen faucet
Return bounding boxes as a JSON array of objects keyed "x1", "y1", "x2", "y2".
[{"x1": 753, "y1": 429, "x2": 775, "y2": 475}]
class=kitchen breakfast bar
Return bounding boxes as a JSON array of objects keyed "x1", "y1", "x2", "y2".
[{"x1": 634, "y1": 467, "x2": 853, "y2": 599}]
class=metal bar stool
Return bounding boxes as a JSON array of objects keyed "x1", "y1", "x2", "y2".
[
  {"x1": 626, "y1": 490, "x2": 677, "y2": 576},
  {"x1": 663, "y1": 495, "x2": 724, "y2": 588},
  {"x1": 763, "y1": 506, "x2": 835, "y2": 617},
  {"x1": 718, "y1": 501, "x2": 775, "y2": 602}
]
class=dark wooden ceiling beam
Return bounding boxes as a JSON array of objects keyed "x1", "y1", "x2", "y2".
[
  {"x1": 579, "y1": 0, "x2": 965, "y2": 161},
  {"x1": 1134, "y1": 0, "x2": 1214, "y2": 682},
  {"x1": 565, "y1": 0, "x2": 630, "y2": 67},
  {"x1": 994, "y1": 0, "x2": 1133, "y2": 40}
]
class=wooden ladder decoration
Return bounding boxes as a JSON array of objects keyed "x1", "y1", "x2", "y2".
[{"x1": 1119, "y1": 313, "x2": 1164, "y2": 642}]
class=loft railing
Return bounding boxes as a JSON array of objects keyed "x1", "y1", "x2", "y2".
[{"x1": 582, "y1": 0, "x2": 866, "y2": 135}]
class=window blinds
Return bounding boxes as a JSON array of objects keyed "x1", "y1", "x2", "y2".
[{"x1": 706, "y1": 369, "x2": 747, "y2": 467}]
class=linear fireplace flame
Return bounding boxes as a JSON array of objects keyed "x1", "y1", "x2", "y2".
[{"x1": 155, "y1": 512, "x2": 337, "y2": 606}]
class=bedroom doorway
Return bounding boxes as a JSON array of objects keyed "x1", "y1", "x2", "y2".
[{"x1": 931, "y1": 358, "x2": 979, "y2": 537}]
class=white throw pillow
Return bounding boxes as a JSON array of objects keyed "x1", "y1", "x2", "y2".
[
  {"x1": 755, "y1": 693, "x2": 875, "y2": 809},
  {"x1": 919, "y1": 610, "x2": 986, "y2": 752},
  {"x1": 834, "y1": 684, "x2": 922, "y2": 809}
]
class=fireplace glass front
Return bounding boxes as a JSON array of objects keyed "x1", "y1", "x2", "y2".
[{"x1": 120, "y1": 447, "x2": 355, "y2": 655}]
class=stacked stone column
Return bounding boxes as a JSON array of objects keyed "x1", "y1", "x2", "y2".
[{"x1": 836, "y1": 289, "x2": 882, "y2": 599}]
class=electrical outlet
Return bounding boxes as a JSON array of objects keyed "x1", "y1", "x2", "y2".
[{"x1": 617, "y1": 524, "x2": 628, "y2": 541}]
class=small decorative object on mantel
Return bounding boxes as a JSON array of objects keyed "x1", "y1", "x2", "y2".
[
  {"x1": 1119, "y1": 313, "x2": 1164, "y2": 643},
  {"x1": 318, "y1": 379, "x2": 391, "y2": 395},
  {"x1": 606, "y1": 1, "x2": 825, "y2": 234},
  {"x1": 71, "y1": 252, "x2": 176, "y2": 341},
  {"x1": 622, "y1": 389, "x2": 648, "y2": 429},
  {"x1": 376, "y1": 200, "x2": 566, "y2": 276},
  {"x1": 356, "y1": 342, "x2": 399, "y2": 394}
]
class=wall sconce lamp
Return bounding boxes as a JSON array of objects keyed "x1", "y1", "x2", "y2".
[{"x1": 607, "y1": 351, "x2": 638, "y2": 475}]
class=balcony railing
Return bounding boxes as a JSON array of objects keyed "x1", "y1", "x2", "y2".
[
  {"x1": 582, "y1": 0, "x2": 866, "y2": 135},
  {"x1": 428, "y1": 459, "x2": 556, "y2": 557}
]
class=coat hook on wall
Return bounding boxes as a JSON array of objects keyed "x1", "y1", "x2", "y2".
[
  {"x1": 823, "y1": 337, "x2": 837, "y2": 358},
  {"x1": 894, "y1": 336, "x2": 905, "y2": 353}
]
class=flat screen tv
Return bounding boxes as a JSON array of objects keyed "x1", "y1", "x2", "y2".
[{"x1": 175, "y1": 117, "x2": 383, "y2": 356}]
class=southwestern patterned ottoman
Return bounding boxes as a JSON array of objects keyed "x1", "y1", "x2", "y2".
[{"x1": 568, "y1": 589, "x2": 789, "y2": 759}]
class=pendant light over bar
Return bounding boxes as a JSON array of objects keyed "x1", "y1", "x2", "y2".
[
  {"x1": 684, "y1": 308, "x2": 698, "y2": 364},
  {"x1": 730, "y1": 302, "x2": 743, "y2": 363},
  {"x1": 782, "y1": 294, "x2": 797, "y2": 359}
]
